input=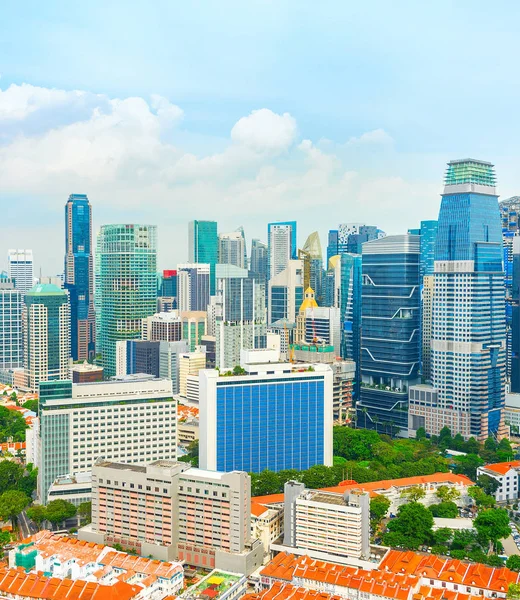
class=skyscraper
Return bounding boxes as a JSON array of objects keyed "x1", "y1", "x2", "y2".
[
  {"x1": 250, "y1": 238, "x2": 268, "y2": 288},
  {"x1": 337, "y1": 223, "x2": 384, "y2": 254},
  {"x1": 8, "y1": 249, "x2": 34, "y2": 295},
  {"x1": 268, "y1": 259, "x2": 304, "y2": 324},
  {"x1": 267, "y1": 221, "x2": 297, "y2": 279},
  {"x1": 421, "y1": 159, "x2": 506, "y2": 440},
  {"x1": 189, "y1": 220, "x2": 218, "y2": 295},
  {"x1": 511, "y1": 236, "x2": 519, "y2": 393},
  {"x1": 326, "y1": 230, "x2": 339, "y2": 266},
  {"x1": 64, "y1": 194, "x2": 95, "y2": 361},
  {"x1": 301, "y1": 232, "x2": 324, "y2": 304},
  {"x1": 96, "y1": 225, "x2": 158, "y2": 377},
  {"x1": 177, "y1": 264, "x2": 210, "y2": 312},
  {"x1": 418, "y1": 220, "x2": 439, "y2": 278},
  {"x1": 0, "y1": 277, "x2": 22, "y2": 371},
  {"x1": 218, "y1": 231, "x2": 246, "y2": 268},
  {"x1": 23, "y1": 283, "x2": 71, "y2": 392},
  {"x1": 358, "y1": 235, "x2": 421, "y2": 435}
]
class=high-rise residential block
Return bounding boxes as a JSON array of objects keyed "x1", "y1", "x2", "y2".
[
  {"x1": 199, "y1": 350, "x2": 333, "y2": 473},
  {"x1": 95, "y1": 225, "x2": 157, "y2": 377},
  {"x1": 177, "y1": 264, "x2": 210, "y2": 312},
  {"x1": 410, "y1": 159, "x2": 506, "y2": 440},
  {"x1": 80, "y1": 459, "x2": 262, "y2": 573},
  {"x1": 421, "y1": 275, "x2": 435, "y2": 382},
  {"x1": 0, "y1": 278, "x2": 22, "y2": 371},
  {"x1": 511, "y1": 237, "x2": 520, "y2": 393},
  {"x1": 189, "y1": 220, "x2": 218, "y2": 295},
  {"x1": 8, "y1": 249, "x2": 34, "y2": 295},
  {"x1": 268, "y1": 259, "x2": 304, "y2": 325},
  {"x1": 37, "y1": 375, "x2": 175, "y2": 504},
  {"x1": 64, "y1": 194, "x2": 95, "y2": 361},
  {"x1": 23, "y1": 284, "x2": 71, "y2": 392},
  {"x1": 219, "y1": 232, "x2": 246, "y2": 269},
  {"x1": 358, "y1": 235, "x2": 421, "y2": 435},
  {"x1": 267, "y1": 221, "x2": 297, "y2": 279}
]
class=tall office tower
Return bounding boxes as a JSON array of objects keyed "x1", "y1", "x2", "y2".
[
  {"x1": 358, "y1": 235, "x2": 421, "y2": 435},
  {"x1": 235, "y1": 225, "x2": 248, "y2": 267},
  {"x1": 142, "y1": 311, "x2": 182, "y2": 341},
  {"x1": 199, "y1": 349, "x2": 333, "y2": 472},
  {"x1": 23, "y1": 284, "x2": 71, "y2": 392},
  {"x1": 95, "y1": 225, "x2": 158, "y2": 377},
  {"x1": 340, "y1": 253, "x2": 362, "y2": 395},
  {"x1": 337, "y1": 223, "x2": 384, "y2": 254},
  {"x1": 37, "y1": 376, "x2": 176, "y2": 504},
  {"x1": 0, "y1": 278, "x2": 22, "y2": 371},
  {"x1": 189, "y1": 220, "x2": 218, "y2": 295},
  {"x1": 8, "y1": 249, "x2": 34, "y2": 295},
  {"x1": 426, "y1": 159, "x2": 505, "y2": 440},
  {"x1": 214, "y1": 265, "x2": 266, "y2": 369},
  {"x1": 159, "y1": 340, "x2": 189, "y2": 393},
  {"x1": 326, "y1": 230, "x2": 339, "y2": 266},
  {"x1": 161, "y1": 269, "x2": 177, "y2": 297},
  {"x1": 219, "y1": 231, "x2": 246, "y2": 269},
  {"x1": 250, "y1": 239, "x2": 268, "y2": 287},
  {"x1": 499, "y1": 197, "x2": 520, "y2": 381},
  {"x1": 324, "y1": 255, "x2": 341, "y2": 308},
  {"x1": 268, "y1": 259, "x2": 304, "y2": 325},
  {"x1": 177, "y1": 264, "x2": 210, "y2": 312},
  {"x1": 64, "y1": 194, "x2": 95, "y2": 361},
  {"x1": 512, "y1": 237, "x2": 520, "y2": 393},
  {"x1": 421, "y1": 275, "x2": 435, "y2": 382},
  {"x1": 181, "y1": 311, "x2": 207, "y2": 351},
  {"x1": 301, "y1": 232, "x2": 324, "y2": 304},
  {"x1": 418, "y1": 220, "x2": 439, "y2": 278},
  {"x1": 267, "y1": 221, "x2": 297, "y2": 279}
]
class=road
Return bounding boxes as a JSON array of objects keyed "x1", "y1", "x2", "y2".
[
  {"x1": 18, "y1": 511, "x2": 38, "y2": 540},
  {"x1": 503, "y1": 535, "x2": 520, "y2": 557}
]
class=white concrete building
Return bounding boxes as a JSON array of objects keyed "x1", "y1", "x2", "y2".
[
  {"x1": 268, "y1": 224, "x2": 292, "y2": 279},
  {"x1": 268, "y1": 260, "x2": 304, "y2": 325},
  {"x1": 142, "y1": 311, "x2": 182, "y2": 341},
  {"x1": 219, "y1": 232, "x2": 246, "y2": 269},
  {"x1": 179, "y1": 351, "x2": 206, "y2": 398},
  {"x1": 477, "y1": 461, "x2": 520, "y2": 502},
  {"x1": 8, "y1": 249, "x2": 34, "y2": 295}
]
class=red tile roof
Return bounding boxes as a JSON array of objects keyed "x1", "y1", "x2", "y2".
[
  {"x1": 481, "y1": 461, "x2": 520, "y2": 475},
  {"x1": 244, "y1": 581, "x2": 342, "y2": 600}
]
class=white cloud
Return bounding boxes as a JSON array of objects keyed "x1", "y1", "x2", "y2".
[
  {"x1": 231, "y1": 108, "x2": 297, "y2": 153},
  {"x1": 347, "y1": 128, "x2": 394, "y2": 146}
]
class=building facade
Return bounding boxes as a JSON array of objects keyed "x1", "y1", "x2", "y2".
[
  {"x1": 358, "y1": 235, "x2": 421, "y2": 435},
  {"x1": 513, "y1": 237, "x2": 520, "y2": 393},
  {"x1": 268, "y1": 260, "x2": 304, "y2": 325},
  {"x1": 268, "y1": 222, "x2": 297, "y2": 280},
  {"x1": 189, "y1": 220, "x2": 218, "y2": 295},
  {"x1": 37, "y1": 375, "x2": 176, "y2": 504},
  {"x1": 0, "y1": 278, "x2": 22, "y2": 371},
  {"x1": 64, "y1": 194, "x2": 95, "y2": 361},
  {"x1": 142, "y1": 311, "x2": 182, "y2": 342},
  {"x1": 23, "y1": 284, "x2": 71, "y2": 392},
  {"x1": 95, "y1": 225, "x2": 158, "y2": 377},
  {"x1": 177, "y1": 264, "x2": 210, "y2": 312},
  {"x1": 250, "y1": 239, "x2": 268, "y2": 289},
  {"x1": 7, "y1": 249, "x2": 34, "y2": 295},
  {"x1": 219, "y1": 232, "x2": 246, "y2": 269}
]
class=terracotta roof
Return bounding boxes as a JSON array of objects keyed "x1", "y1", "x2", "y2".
[
  {"x1": 244, "y1": 581, "x2": 342, "y2": 600},
  {"x1": 101, "y1": 551, "x2": 183, "y2": 578},
  {"x1": 251, "y1": 502, "x2": 269, "y2": 518},
  {"x1": 251, "y1": 493, "x2": 285, "y2": 506},
  {"x1": 0, "y1": 569, "x2": 139, "y2": 599},
  {"x1": 261, "y1": 552, "x2": 300, "y2": 581},
  {"x1": 481, "y1": 461, "x2": 520, "y2": 475}
]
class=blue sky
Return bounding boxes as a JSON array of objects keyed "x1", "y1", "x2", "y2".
[{"x1": 1, "y1": 0, "x2": 519, "y2": 273}]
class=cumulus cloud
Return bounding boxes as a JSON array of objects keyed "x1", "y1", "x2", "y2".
[
  {"x1": 347, "y1": 128, "x2": 394, "y2": 146},
  {"x1": 231, "y1": 108, "x2": 297, "y2": 153}
]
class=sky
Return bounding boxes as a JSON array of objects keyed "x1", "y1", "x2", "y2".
[{"x1": 1, "y1": 0, "x2": 520, "y2": 274}]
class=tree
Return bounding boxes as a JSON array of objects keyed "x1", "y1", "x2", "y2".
[
  {"x1": 26, "y1": 505, "x2": 47, "y2": 529},
  {"x1": 477, "y1": 475, "x2": 500, "y2": 496},
  {"x1": 45, "y1": 500, "x2": 77, "y2": 529},
  {"x1": 0, "y1": 490, "x2": 30, "y2": 527},
  {"x1": 251, "y1": 471, "x2": 282, "y2": 496},
  {"x1": 469, "y1": 486, "x2": 496, "y2": 509},
  {"x1": 400, "y1": 485, "x2": 426, "y2": 503},
  {"x1": 451, "y1": 529, "x2": 478, "y2": 551},
  {"x1": 432, "y1": 527, "x2": 452, "y2": 545},
  {"x1": 429, "y1": 501, "x2": 459, "y2": 518},
  {"x1": 438, "y1": 426, "x2": 452, "y2": 448},
  {"x1": 0, "y1": 460, "x2": 24, "y2": 495},
  {"x1": 416, "y1": 427, "x2": 427, "y2": 440},
  {"x1": 507, "y1": 555, "x2": 520, "y2": 572},
  {"x1": 453, "y1": 454, "x2": 484, "y2": 480},
  {"x1": 384, "y1": 502, "x2": 434, "y2": 550},
  {"x1": 78, "y1": 501, "x2": 91, "y2": 525},
  {"x1": 0, "y1": 406, "x2": 28, "y2": 442},
  {"x1": 508, "y1": 584, "x2": 520, "y2": 600},
  {"x1": 474, "y1": 508, "x2": 511, "y2": 552},
  {"x1": 21, "y1": 399, "x2": 38, "y2": 414},
  {"x1": 436, "y1": 485, "x2": 461, "y2": 503},
  {"x1": 370, "y1": 495, "x2": 391, "y2": 522},
  {"x1": 486, "y1": 554, "x2": 505, "y2": 567}
]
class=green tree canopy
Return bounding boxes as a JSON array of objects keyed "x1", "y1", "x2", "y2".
[
  {"x1": 0, "y1": 407, "x2": 28, "y2": 443},
  {"x1": 474, "y1": 508, "x2": 511, "y2": 552},
  {"x1": 429, "y1": 501, "x2": 459, "y2": 518},
  {"x1": 0, "y1": 490, "x2": 30, "y2": 526},
  {"x1": 476, "y1": 475, "x2": 500, "y2": 496},
  {"x1": 400, "y1": 485, "x2": 426, "y2": 503},
  {"x1": 436, "y1": 485, "x2": 461, "y2": 503},
  {"x1": 0, "y1": 461, "x2": 24, "y2": 495},
  {"x1": 384, "y1": 502, "x2": 434, "y2": 550},
  {"x1": 26, "y1": 505, "x2": 47, "y2": 529},
  {"x1": 78, "y1": 501, "x2": 92, "y2": 525},
  {"x1": 370, "y1": 495, "x2": 391, "y2": 522},
  {"x1": 469, "y1": 486, "x2": 496, "y2": 509},
  {"x1": 21, "y1": 399, "x2": 38, "y2": 414},
  {"x1": 45, "y1": 500, "x2": 77, "y2": 527},
  {"x1": 507, "y1": 556, "x2": 520, "y2": 572},
  {"x1": 453, "y1": 454, "x2": 484, "y2": 480}
]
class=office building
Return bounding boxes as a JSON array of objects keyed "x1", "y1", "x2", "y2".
[
  {"x1": 7, "y1": 249, "x2": 33, "y2": 295},
  {"x1": 421, "y1": 275, "x2": 435, "y2": 382},
  {"x1": 324, "y1": 255, "x2": 341, "y2": 309},
  {"x1": 326, "y1": 230, "x2": 338, "y2": 266},
  {"x1": 80, "y1": 460, "x2": 262, "y2": 573},
  {"x1": 512, "y1": 237, "x2": 520, "y2": 393},
  {"x1": 267, "y1": 221, "x2": 297, "y2": 279},
  {"x1": 300, "y1": 232, "x2": 324, "y2": 304},
  {"x1": 181, "y1": 310, "x2": 207, "y2": 351},
  {"x1": 410, "y1": 159, "x2": 506, "y2": 440},
  {"x1": 71, "y1": 362, "x2": 103, "y2": 383},
  {"x1": 179, "y1": 351, "x2": 206, "y2": 398},
  {"x1": 37, "y1": 375, "x2": 176, "y2": 504},
  {"x1": 331, "y1": 360, "x2": 356, "y2": 423},
  {"x1": 64, "y1": 194, "x2": 95, "y2": 361},
  {"x1": 268, "y1": 259, "x2": 304, "y2": 325},
  {"x1": 340, "y1": 253, "x2": 362, "y2": 399},
  {"x1": 159, "y1": 340, "x2": 189, "y2": 393},
  {"x1": 250, "y1": 239, "x2": 268, "y2": 288},
  {"x1": 142, "y1": 311, "x2": 182, "y2": 341},
  {"x1": 358, "y1": 235, "x2": 420, "y2": 435},
  {"x1": 283, "y1": 481, "x2": 370, "y2": 561},
  {"x1": 95, "y1": 225, "x2": 157, "y2": 377},
  {"x1": 161, "y1": 269, "x2": 177, "y2": 297},
  {"x1": 23, "y1": 284, "x2": 71, "y2": 392},
  {"x1": 189, "y1": 220, "x2": 218, "y2": 295},
  {"x1": 199, "y1": 349, "x2": 333, "y2": 473},
  {"x1": 337, "y1": 223, "x2": 384, "y2": 254},
  {"x1": 418, "y1": 220, "x2": 438, "y2": 278},
  {"x1": 177, "y1": 263, "x2": 210, "y2": 312},
  {"x1": 303, "y1": 306, "x2": 341, "y2": 357},
  {"x1": 219, "y1": 232, "x2": 246, "y2": 269},
  {"x1": 0, "y1": 278, "x2": 22, "y2": 371}
]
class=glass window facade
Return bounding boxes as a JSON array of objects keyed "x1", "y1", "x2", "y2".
[{"x1": 189, "y1": 221, "x2": 218, "y2": 295}]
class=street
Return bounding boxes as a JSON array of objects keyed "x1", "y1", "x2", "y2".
[
  {"x1": 18, "y1": 511, "x2": 37, "y2": 540},
  {"x1": 503, "y1": 535, "x2": 520, "y2": 557}
]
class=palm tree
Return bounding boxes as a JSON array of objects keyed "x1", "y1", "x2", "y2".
[
  {"x1": 362, "y1": 407, "x2": 368, "y2": 429},
  {"x1": 373, "y1": 415, "x2": 380, "y2": 434}
]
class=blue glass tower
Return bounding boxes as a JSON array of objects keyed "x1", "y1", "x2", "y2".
[
  {"x1": 512, "y1": 237, "x2": 520, "y2": 393},
  {"x1": 431, "y1": 159, "x2": 506, "y2": 439},
  {"x1": 419, "y1": 220, "x2": 438, "y2": 277},
  {"x1": 189, "y1": 221, "x2": 218, "y2": 295},
  {"x1": 64, "y1": 194, "x2": 95, "y2": 361},
  {"x1": 358, "y1": 235, "x2": 421, "y2": 435},
  {"x1": 327, "y1": 230, "x2": 339, "y2": 266},
  {"x1": 340, "y1": 253, "x2": 362, "y2": 400}
]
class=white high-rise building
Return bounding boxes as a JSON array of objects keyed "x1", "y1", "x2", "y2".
[
  {"x1": 268, "y1": 259, "x2": 304, "y2": 325},
  {"x1": 8, "y1": 249, "x2": 34, "y2": 295},
  {"x1": 268, "y1": 224, "x2": 292, "y2": 279},
  {"x1": 219, "y1": 232, "x2": 246, "y2": 269}
]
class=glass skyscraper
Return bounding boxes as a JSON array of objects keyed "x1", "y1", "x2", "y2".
[
  {"x1": 64, "y1": 194, "x2": 95, "y2": 362},
  {"x1": 418, "y1": 220, "x2": 438, "y2": 278},
  {"x1": 189, "y1": 220, "x2": 218, "y2": 295},
  {"x1": 431, "y1": 159, "x2": 506, "y2": 439},
  {"x1": 512, "y1": 237, "x2": 520, "y2": 393},
  {"x1": 340, "y1": 253, "x2": 362, "y2": 400},
  {"x1": 326, "y1": 230, "x2": 338, "y2": 266},
  {"x1": 358, "y1": 235, "x2": 421, "y2": 435},
  {"x1": 95, "y1": 224, "x2": 158, "y2": 377},
  {"x1": 267, "y1": 221, "x2": 297, "y2": 280},
  {"x1": 0, "y1": 277, "x2": 22, "y2": 371},
  {"x1": 250, "y1": 238, "x2": 268, "y2": 290}
]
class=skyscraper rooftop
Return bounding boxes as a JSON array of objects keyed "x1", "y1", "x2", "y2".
[{"x1": 444, "y1": 159, "x2": 496, "y2": 187}]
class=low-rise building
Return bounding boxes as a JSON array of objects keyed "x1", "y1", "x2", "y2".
[
  {"x1": 47, "y1": 471, "x2": 92, "y2": 506},
  {"x1": 476, "y1": 460, "x2": 520, "y2": 502},
  {"x1": 181, "y1": 570, "x2": 247, "y2": 600},
  {"x1": 71, "y1": 361, "x2": 104, "y2": 383}
]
